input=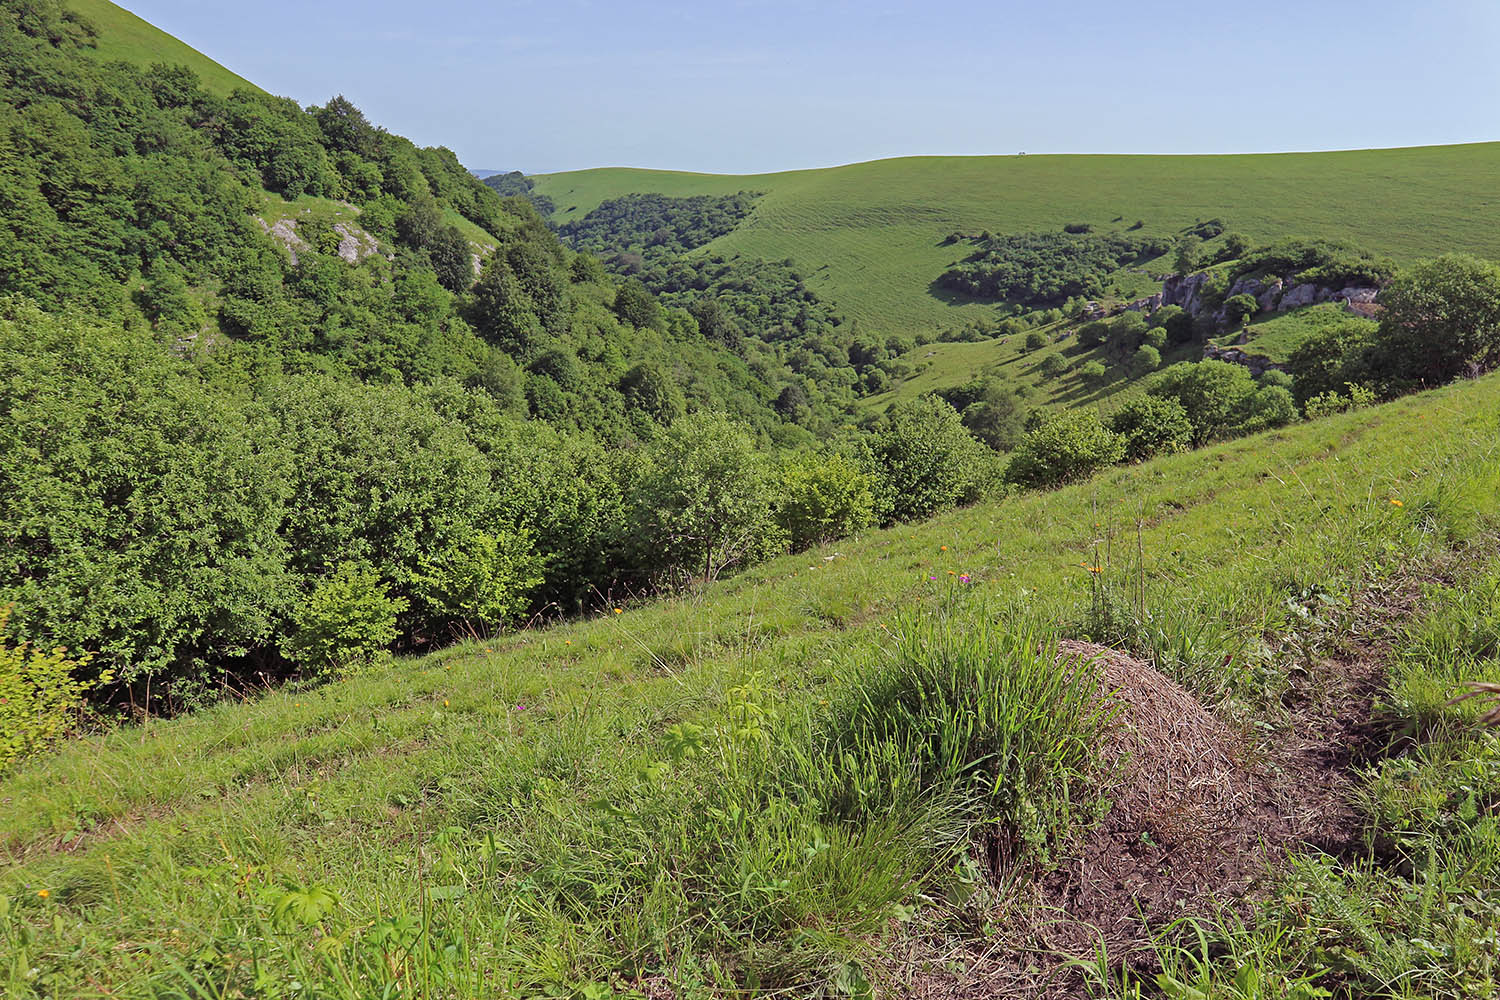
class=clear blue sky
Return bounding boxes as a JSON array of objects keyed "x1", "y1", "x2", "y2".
[{"x1": 120, "y1": 0, "x2": 1500, "y2": 175}]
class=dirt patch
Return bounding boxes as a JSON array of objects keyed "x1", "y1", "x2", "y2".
[{"x1": 893, "y1": 583, "x2": 1417, "y2": 998}]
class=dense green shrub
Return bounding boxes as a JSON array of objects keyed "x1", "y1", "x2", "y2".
[
  {"x1": 875, "y1": 396, "x2": 995, "y2": 521},
  {"x1": 1039, "y1": 353, "x2": 1068, "y2": 378},
  {"x1": 1025, "y1": 331, "x2": 1048, "y2": 350},
  {"x1": 0, "y1": 305, "x2": 290, "y2": 693},
  {"x1": 1147, "y1": 360, "x2": 1276, "y2": 444},
  {"x1": 1005, "y1": 410, "x2": 1125, "y2": 488},
  {"x1": 1108, "y1": 394, "x2": 1192, "y2": 461},
  {"x1": 1079, "y1": 359, "x2": 1108, "y2": 382},
  {"x1": 1223, "y1": 293, "x2": 1259, "y2": 326},
  {"x1": 287, "y1": 563, "x2": 408, "y2": 676},
  {"x1": 1131, "y1": 344, "x2": 1162, "y2": 375},
  {"x1": 775, "y1": 451, "x2": 877, "y2": 551},
  {"x1": 937, "y1": 230, "x2": 1157, "y2": 306},
  {"x1": 1372, "y1": 254, "x2": 1500, "y2": 387},
  {"x1": 626, "y1": 413, "x2": 784, "y2": 583}
]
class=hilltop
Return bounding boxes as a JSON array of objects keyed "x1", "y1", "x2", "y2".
[
  {"x1": 535, "y1": 146, "x2": 1500, "y2": 403},
  {"x1": 64, "y1": 0, "x2": 260, "y2": 95}
]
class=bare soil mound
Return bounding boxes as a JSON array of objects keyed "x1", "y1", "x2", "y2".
[{"x1": 1036, "y1": 640, "x2": 1284, "y2": 955}]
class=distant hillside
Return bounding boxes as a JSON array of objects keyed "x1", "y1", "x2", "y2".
[
  {"x1": 64, "y1": 0, "x2": 260, "y2": 96},
  {"x1": 534, "y1": 145, "x2": 1500, "y2": 342}
]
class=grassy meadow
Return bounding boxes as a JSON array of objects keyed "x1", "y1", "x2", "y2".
[
  {"x1": 64, "y1": 0, "x2": 260, "y2": 97},
  {"x1": 534, "y1": 145, "x2": 1500, "y2": 344},
  {"x1": 5, "y1": 372, "x2": 1500, "y2": 998}
]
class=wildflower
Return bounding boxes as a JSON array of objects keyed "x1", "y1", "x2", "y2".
[
  {"x1": 947, "y1": 570, "x2": 955, "y2": 575},
  {"x1": 940, "y1": 545, "x2": 948, "y2": 551},
  {"x1": 929, "y1": 575, "x2": 937, "y2": 581},
  {"x1": 565, "y1": 640, "x2": 572, "y2": 646},
  {"x1": 484, "y1": 647, "x2": 494, "y2": 654},
  {"x1": 959, "y1": 574, "x2": 971, "y2": 584},
  {"x1": 1389, "y1": 498, "x2": 1404, "y2": 507},
  {"x1": 614, "y1": 608, "x2": 623, "y2": 615},
  {"x1": 36, "y1": 889, "x2": 49, "y2": 898},
  {"x1": 443, "y1": 699, "x2": 450, "y2": 707},
  {"x1": 1089, "y1": 565, "x2": 1103, "y2": 574}
]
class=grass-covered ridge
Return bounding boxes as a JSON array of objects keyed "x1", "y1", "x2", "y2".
[
  {"x1": 4, "y1": 372, "x2": 1499, "y2": 997},
  {"x1": 534, "y1": 145, "x2": 1500, "y2": 339},
  {"x1": 64, "y1": 0, "x2": 259, "y2": 96}
]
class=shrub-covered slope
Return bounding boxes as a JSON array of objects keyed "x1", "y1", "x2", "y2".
[{"x1": 2, "y1": 372, "x2": 1498, "y2": 996}]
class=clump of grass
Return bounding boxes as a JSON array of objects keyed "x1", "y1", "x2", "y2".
[{"x1": 802, "y1": 602, "x2": 1108, "y2": 865}]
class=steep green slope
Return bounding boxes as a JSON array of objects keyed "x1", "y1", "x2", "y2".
[
  {"x1": 535, "y1": 145, "x2": 1500, "y2": 339},
  {"x1": 64, "y1": 0, "x2": 260, "y2": 96},
  {"x1": 4, "y1": 371, "x2": 1498, "y2": 996}
]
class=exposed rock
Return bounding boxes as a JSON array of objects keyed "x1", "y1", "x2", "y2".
[
  {"x1": 1124, "y1": 292, "x2": 1162, "y2": 313},
  {"x1": 1203, "y1": 342, "x2": 1283, "y2": 377},
  {"x1": 332, "y1": 222, "x2": 380, "y2": 263},
  {"x1": 1278, "y1": 283, "x2": 1319, "y2": 310},
  {"x1": 256, "y1": 216, "x2": 309, "y2": 265},
  {"x1": 1255, "y1": 278, "x2": 1284, "y2": 312},
  {"x1": 1161, "y1": 271, "x2": 1212, "y2": 315},
  {"x1": 1336, "y1": 286, "x2": 1379, "y2": 305}
]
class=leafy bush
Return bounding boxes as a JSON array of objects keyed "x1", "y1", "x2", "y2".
[
  {"x1": 937, "y1": 230, "x2": 1156, "y2": 306},
  {"x1": 1372, "y1": 253, "x2": 1500, "y2": 388},
  {"x1": 1285, "y1": 317, "x2": 1378, "y2": 404},
  {"x1": 1077, "y1": 320, "x2": 1110, "y2": 348},
  {"x1": 1147, "y1": 360, "x2": 1281, "y2": 445},
  {"x1": 775, "y1": 451, "x2": 877, "y2": 551},
  {"x1": 1038, "y1": 353, "x2": 1068, "y2": 378},
  {"x1": 0, "y1": 605, "x2": 103, "y2": 771},
  {"x1": 1005, "y1": 410, "x2": 1125, "y2": 488},
  {"x1": 1079, "y1": 359, "x2": 1108, "y2": 382},
  {"x1": 626, "y1": 413, "x2": 784, "y2": 583},
  {"x1": 1131, "y1": 344, "x2": 1162, "y2": 375},
  {"x1": 1024, "y1": 331, "x2": 1048, "y2": 350},
  {"x1": 875, "y1": 396, "x2": 996, "y2": 520},
  {"x1": 1223, "y1": 293, "x2": 1259, "y2": 326},
  {"x1": 287, "y1": 564, "x2": 408, "y2": 677},
  {"x1": 1108, "y1": 394, "x2": 1192, "y2": 461}
]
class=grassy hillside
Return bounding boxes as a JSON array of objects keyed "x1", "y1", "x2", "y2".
[
  {"x1": 535, "y1": 145, "x2": 1500, "y2": 344},
  {"x1": 5, "y1": 372, "x2": 1499, "y2": 997},
  {"x1": 64, "y1": 0, "x2": 260, "y2": 96}
]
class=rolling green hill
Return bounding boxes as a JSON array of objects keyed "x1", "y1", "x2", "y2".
[
  {"x1": 64, "y1": 0, "x2": 260, "y2": 96},
  {"x1": 535, "y1": 145, "x2": 1500, "y2": 344}
]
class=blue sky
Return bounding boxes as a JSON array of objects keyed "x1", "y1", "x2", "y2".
[{"x1": 122, "y1": 1, "x2": 1500, "y2": 175}]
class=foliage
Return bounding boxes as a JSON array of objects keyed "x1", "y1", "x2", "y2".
[
  {"x1": 937, "y1": 230, "x2": 1163, "y2": 306},
  {"x1": 1148, "y1": 360, "x2": 1296, "y2": 445},
  {"x1": 1005, "y1": 409, "x2": 1125, "y2": 488},
  {"x1": 1108, "y1": 394, "x2": 1192, "y2": 461},
  {"x1": 1372, "y1": 253, "x2": 1500, "y2": 387},
  {"x1": 0, "y1": 604, "x2": 101, "y2": 771},
  {"x1": 626, "y1": 413, "x2": 784, "y2": 582},
  {"x1": 481, "y1": 170, "x2": 554, "y2": 215},
  {"x1": 873, "y1": 396, "x2": 996, "y2": 521},
  {"x1": 560, "y1": 191, "x2": 759, "y2": 255},
  {"x1": 774, "y1": 450, "x2": 877, "y2": 551},
  {"x1": 1079, "y1": 359, "x2": 1108, "y2": 382},
  {"x1": 1131, "y1": 343, "x2": 1162, "y2": 375},
  {"x1": 1230, "y1": 237, "x2": 1395, "y2": 290},
  {"x1": 286, "y1": 563, "x2": 408, "y2": 677},
  {"x1": 1038, "y1": 352, "x2": 1068, "y2": 378},
  {"x1": 1223, "y1": 292, "x2": 1259, "y2": 326},
  {"x1": 0, "y1": 304, "x2": 289, "y2": 695}
]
